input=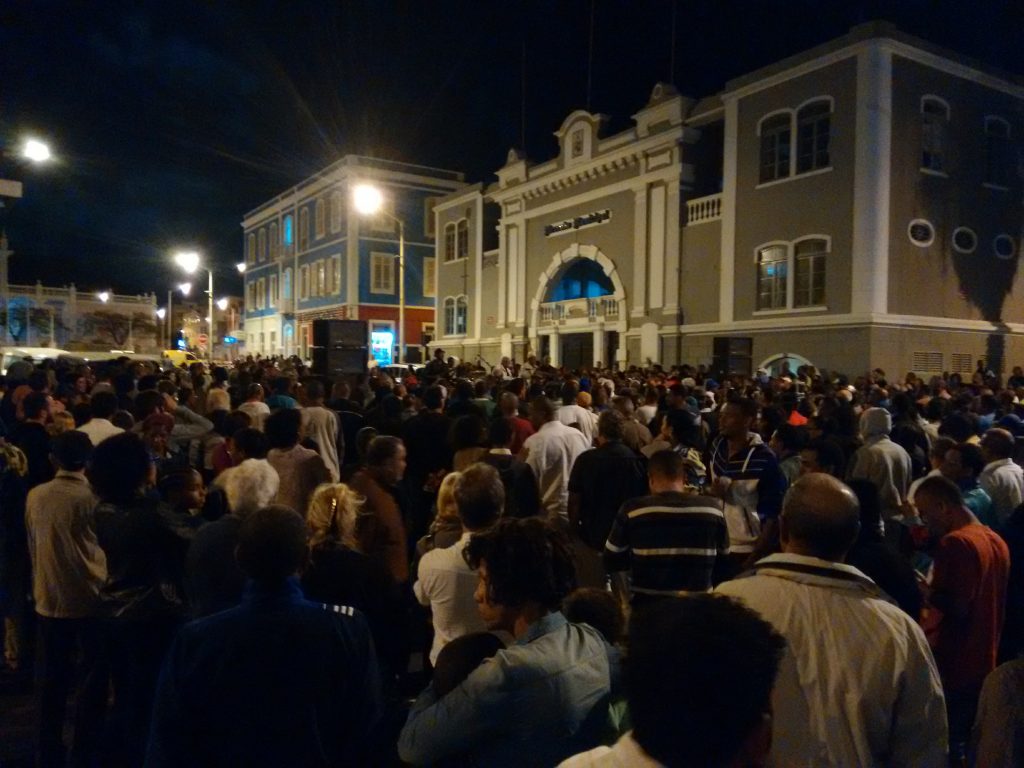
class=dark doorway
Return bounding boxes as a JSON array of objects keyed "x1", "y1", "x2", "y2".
[{"x1": 561, "y1": 333, "x2": 593, "y2": 370}]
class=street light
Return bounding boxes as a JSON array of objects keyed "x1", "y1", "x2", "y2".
[
  {"x1": 353, "y1": 183, "x2": 405, "y2": 364},
  {"x1": 236, "y1": 262, "x2": 246, "y2": 274},
  {"x1": 97, "y1": 291, "x2": 110, "y2": 303},
  {"x1": 21, "y1": 139, "x2": 52, "y2": 164},
  {"x1": 174, "y1": 250, "x2": 214, "y2": 364},
  {"x1": 216, "y1": 297, "x2": 229, "y2": 311}
]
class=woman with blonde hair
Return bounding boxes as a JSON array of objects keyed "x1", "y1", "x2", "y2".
[
  {"x1": 301, "y1": 483, "x2": 407, "y2": 677},
  {"x1": 417, "y1": 471, "x2": 463, "y2": 555}
]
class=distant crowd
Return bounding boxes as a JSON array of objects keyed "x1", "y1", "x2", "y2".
[{"x1": 1, "y1": 347, "x2": 1023, "y2": 766}]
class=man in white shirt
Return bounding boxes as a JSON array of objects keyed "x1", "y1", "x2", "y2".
[
  {"x1": 300, "y1": 379, "x2": 341, "y2": 482},
  {"x1": 237, "y1": 383, "x2": 271, "y2": 431},
  {"x1": 522, "y1": 396, "x2": 591, "y2": 519},
  {"x1": 491, "y1": 356, "x2": 514, "y2": 380},
  {"x1": 979, "y1": 427, "x2": 1024, "y2": 526},
  {"x1": 75, "y1": 390, "x2": 124, "y2": 446},
  {"x1": 414, "y1": 464, "x2": 505, "y2": 665},
  {"x1": 555, "y1": 380, "x2": 597, "y2": 447},
  {"x1": 716, "y1": 474, "x2": 948, "y2": 767}
]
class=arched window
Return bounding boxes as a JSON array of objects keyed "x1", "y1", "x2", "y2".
[
  {"x1": 269, "y1": 222, "x2": 279, "y2": 259},
  {"x1": 444, "y1": 297, "x2": 456, "y2": 335},
  {"x1": 759, "y1": 112, "x2": 792, "y2": 183},
  {"x1": 456, "y1": 220, "x2": 469, "y2": 260},
  {"x1": 756, "y1": 238, "x2": 829, "y2": 311},
  {"x1": 283, "y1": 215, "x2": 294, "y2": 247},
  {"x1": 921, "y1": 96, "x2": 950, "y2": 173},
  {"x1": 283, "y1": 268, "x2": 293, "y2": 299},
  {"x1": 985, "y1": 116, "x2": 1012, "y2": 188},
  {"x1": 330, "y1": 191, "x2": 343, "y2": 233},
  {"x1": 298, "y1": 208, "x2": 310, "y2": 250},
  {"x1": 247, "y1": 233, "x2": 256, "y2": 264},
  {"x1": 546, "y1": 259, "x2": 614, "y2": 302},
  {"x1": 793, "y1": 238, "x2": 827, "y2": 307},
  {"x1": 455, "y1": 295, "x2": 468, "y2": 335},
  {"x1": 796, "y1": 100, "x2": 831, "y2": 173},
  {"x1": 315, "y1": 198, "x2": 326, "y2": 238},
  {"x1": 444, "y1": 223, "x2": 457, "y2": 262},
  {"x1": 257, "y1": 228, "x2": 267, "y2": 261},
  {"x1": 756, "y1": 244, "x2": 788, "y2": 310}
]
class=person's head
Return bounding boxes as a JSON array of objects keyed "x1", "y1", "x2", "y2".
[
  {"x1": 560, "y1": 380, "x2": 580, "y2": 406},
  {"x1": 779, "y1": 474, "x2": 861, "y2": 562},
  {"x1": 941, "y1": 443, "x2": 987, "y2": 485},
  {"x1": 611, "y1": 395, "x2": 635, "y2": 419},
  {"x1": 230, "y1": 427, "x2": 269, "y2": 462},
  {"x1": 365, "y1": 435, "x2": 406, "y2": 484},
  {"x1": 562, "y1": 587, "x2": 624, "y2": 644},
  {"x1": 647, "y1": 449, "x2": 687, "y2": 493},
  {"x1": 235, "y1": 505, "x2": 309, "y2": 585},
  {"x1": 159, "y1": 468, "x2": 206, "y2": 512},
  {"x1": 928, "y1": 435, "x2": 957, "y2": 471},
  {"x1": 134, "y1": 389, "x2": 166, "y2": 421},
  {"x1": 596, "y1": 409, "x2": 625, "y2": 444},
  {"x1": 245, "y1": 383, "x2": 265, "y2": 402},
  {"x1": 454, "y1": 463, "x2": 504, "y2": 531},
  {"x1": 914, "y1": 475, "x2": 968, "y2": 540},
  {"x1": 487, "y1": 416, "x2": 514, "y2": 449},
  {"x1": 90, "y1": 390, "x2": 119, "y2": 420},
  {"x1": 22, "y1": 391, "x2": 50, "y2": 422},
  {"x1": 223, "y1": 458, "x2": 280, "y2": 517},
  {"x1": 422, "y1": 385, "x2": 445, "y2": 411},
  {"x1": 981, "y1": 427, "x2": 1014, "y2": 463},
  {"x1": 51, "y1": 430, "x2": 93, "y2": 472},
  {"x1": 859, "y1": 407, "x2": 892, "y2": 440},
  {"x1": 110, "y1": 410, "x2": 135, "y2": 431},
  {"x1": 718, "y1": 398, "x2": 757, "y2": 441},
  {"x1": 529, "y1": 396, "x2": 557, "y2": 430},
  {"x1": 464, "y1": 517, "x2": 576, "y2": 634},
  {"x1": 798, "y1": 437, "x2": 844, "y2": 478},
  {"x1": 769, "y1": 423, "x2": 807, "y2": 458},
  {"x1": 431, "y1": 632, "x2": 506, "y2": 698},
  {"x1": 450, "y1": 414, "x2": 486, "y2": 452},
  {"x1": 666, "y1": 408, "x2": 701, "y2": 449},
  {"x1": 264, "y1": 408, "x2": 302, "y2": 450},
  {"x1": 302, "y1": 378, "x2": 326, "y2": 405},
  {"x1": 306, "y1": 482, "x2": 363, "y2": 549},
  {"x1": 498, "y1": 392, "x2": 519, "y2": 418},
  {"x1": 627, "y1": 595, "x2": 786, "y2": 768},
  {"x1": 435, "y1": 471, "x2": 463, "y2": 527},
  {"x1": 89, "y1": 432, "x2": 153, "y2": 503}
]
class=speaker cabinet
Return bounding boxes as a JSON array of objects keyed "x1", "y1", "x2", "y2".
[
  {"x1": 711, "y1": 336, "x2": 753, "y2": 378},
  {"x1": 312, "y1": 319, "x2": 368, "y2": 349},
  {"x1": 312, "y1": 347, "x2": 369, "y2": 378}
]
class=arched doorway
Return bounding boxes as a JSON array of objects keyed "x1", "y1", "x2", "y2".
[{"x1": 758, "y1": 352, "x2": 814, "y2": 378}]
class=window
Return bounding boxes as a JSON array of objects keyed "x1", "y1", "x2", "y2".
[
  {"x1": 283, "y1": 215, "x2": 294, "y2": 246},
  {"x1": 371, "y1": 252, "x2": 396, "y2": 294},
  {"x1": 952, "y1": 227, "x2": 977, "y2": 254},
  {"x1": 908, "y1": 219, "x2": 935, "y2": 247},
  {"x1": 247, "y1": 233, "x2": 256, "y2": 265},
  {"x1": 270, "y1": 331, "x2": 277, "y2": 352},
  {"x1": 455, "y1": 295, "x2": 468, "y2": 335},
  {"x1": 571, "y1": 128, "x2": 585, "y2": 158},
  {"x1": 269, "y1": 274, "x2": 278, "y2": 307},
  {"x1": 299, "y1": 265, "x2": 309, "y2": 299},
  {"x1": 756, "y1": 244, "x2": 788, "y2": 310},
  {"x1": 456, "y1": 219, "x2": 469, "y2": 260},
  {"x1": 759, "y1": 113, "x2": 791, "y2": 183},
  {"x1": 423, "y1": 257, "x2": 436, "y2": 297},
  {"x1": 315, "y1": 198, "x2": 326, "y2": 238},
  {"x1": 995, "y1": 234, "x2": 1016, "y2": 260},
  {"x1": 985, "y1": 116, "x2": 1012, "y2": 188},
  {"x1": 424, "y1": 197, "x2": 439, "y2": 237},
  {"x1": 298, "y1": 208, "x2": 310, "y2": 250},
  {"x1": 444, "y1": 297, "x2": 456, "y2": 335},
  {"x1": 921, "y1": 96, "x2": 949, "y2": 173},
  {"x1": 796, "y1": 100, "x2": 831, "y2": 173},
  {"x1": 283, "y1": 268, "x2": 292, "y2": 299},
  {"x1": 368, "y1": 199, "x2": 396, "y2": 234},
  {"x1": 444, "y1": 223, "x2": 457, "y2": 262},
  {"x1": 793, "y1": 239, "x2": 827, "y2": 307},
  {"x1": 330, "y1": 192, "x2": 343, "y2": 234},
  {"x1": 257, "y1": 228, "x2": 267, "y2": 262},
  {"x1": 257, "y1": 278, "x2": 266, "y2": 310},
  {"x1": 315, "y1": 260, "x2": 326, "y2": 297},
  {"x1": 756, "y1": 238, "x2": 829, "y2": 311},
  {"x1": 332, "y1": 256, "x2": 342, "y2": 295},
  {"x1": 270, "y1": 222, "x2": 279, "y2": 259}
]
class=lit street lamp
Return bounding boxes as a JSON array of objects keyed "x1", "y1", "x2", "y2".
[
  {"x1": 21, "y1": 139, "x2": 52, "y2": 164},
  {"x1": 174, "y1": 250, "x2": 214, "y2": 364},
  {"x1": 97, "y1": 291, "x2": 110, "y2": 303},
  {"x1": 353, "y1": 183, "x2": 405, "y2": 364}
]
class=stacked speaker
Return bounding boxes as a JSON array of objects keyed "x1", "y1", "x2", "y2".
[{"x1": 311, "y1": 319, "x2": 369, "y2": 378}]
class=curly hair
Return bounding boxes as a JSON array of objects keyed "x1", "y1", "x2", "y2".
[
  {"x1": 464, "y1": 517, "x2": 576, "y2": 611},
  {"x1": 306, "y1": 482, "x2": 364, "y2": 550}
]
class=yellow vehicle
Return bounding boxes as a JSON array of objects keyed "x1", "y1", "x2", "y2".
[{"x1": 162, "y1": 349, "x2": 201, "y2": 368}]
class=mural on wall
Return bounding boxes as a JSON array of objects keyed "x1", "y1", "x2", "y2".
[
  {"x1": 1, "y1": 299, "x2": 63, "y2": 345},
  {"x1": 75, "y1": 310, "x2": 158, "y2": 351}
]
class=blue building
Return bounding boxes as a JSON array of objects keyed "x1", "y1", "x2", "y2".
[{"x1": 241, "y1": 156, "x2": 465, "y2": 362}]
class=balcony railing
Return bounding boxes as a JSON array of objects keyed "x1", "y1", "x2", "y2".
[
  {"x1": 685, "y1": 193, "x2": 722, "y2": 225},
  {"x1": 539, "y1": 296, "x2": 620, "y2": 325}
]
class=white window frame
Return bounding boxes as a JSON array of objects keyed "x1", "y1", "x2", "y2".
[
  {"x1": 794, "y1": 97, "x2": 833, "y2": 175},
  {"x1": 299, "y1": 265, "x2": 309, "y2": 300},
  {"x1": 443, "y1": 296, "x2": 456, "y2": 336},
  {"x1": 315, "y1": 259, "x2": 326, "y2": 297},
  {"x1": 331, "y1": 256, "x2": 342, "y2": 296},
  {"x1": 269, "y1": 222, "x2": 279, "y2": 259},
  {"x1": 257, "y1": 228, "x2": 267, "y2": 262},
  {"x1": 952, "y1": 226, "x2": 978, "y2": 255},
  {"x1": 455, "y1": 294, "x2": 468, "y2": 335},
  {"x1": 370, "y1": 252, "x2": 396, "y2": 294},
  {"x1": 920, "y1": 95, "x2": 950, "y2": 176},
  {"x1": 247, "y1": 233, "x2": 256, "y2": 265},
  {"x1": 330, "y1": 191, "x2": 343, "y2": 234},
  {"x1": 269, "y1": 274, "x2": 278, "y2": 307},
  {"x1": 757, "y1": 109, "x2": 794, "y2": 184},
  {"x1": 753, "y1": 236, "x2": 830, "y2": 314},
  {"x1": 257, "y1": 277, "x2": 266, "y2": 310},
  {"x1": 298, "y1": 208, "x2": 310, "y2": 251},
  {"x1": 423, "y1": 257, "x2": 436, "y2": 298},
  {"x1": 456, "y1": 219, "x2": 469, "y2": 260},
  {"x1": 315, "y1": 198, "x2": 326, "y2": 239},
  {"x1": 907, "y1": 219, "x2": 936, "y2": 248},
  {"x1": 994, "y1": 234, "x2": 1016, "y2": 261},
  {"x1": 444, "y1": 222, "x2": 457, "y2": 262}
]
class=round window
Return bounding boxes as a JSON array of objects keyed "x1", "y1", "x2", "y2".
[
  {"x1": 952, "y1": 227, "x2": 977, "y2": 254},
  {"x1": 995, "y1": 235, "x2": 1016, "y2": 260},
  {"x1": 908, "y1": 219, "x2": 935, "y2": 247}
]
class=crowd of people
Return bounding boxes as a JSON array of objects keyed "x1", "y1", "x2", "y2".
[{"x1": 1, "y1": 347, "x2": 1022, "y2": 766}]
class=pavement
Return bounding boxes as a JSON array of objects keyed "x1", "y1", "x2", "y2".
[{"x1": 0, "y1": 670, "x2": 35, "y2": 768}]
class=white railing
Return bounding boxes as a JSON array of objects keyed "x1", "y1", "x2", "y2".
[
  {"x1": 685, "y1": 193, "x2": 722, "y2": 225},
  {"x1": 539, "y1": 297, "x2": 620, "y2": 325}
]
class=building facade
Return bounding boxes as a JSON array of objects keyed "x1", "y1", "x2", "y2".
[
  {"x1": 241, "y1": 156, "x2": 465, "y2": 362},
  {"x1": 434, "y1": 22, "x2": 1024, "y2": 378}
]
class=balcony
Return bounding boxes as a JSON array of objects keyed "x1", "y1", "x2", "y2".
[
  {"x1": 538, "y1": 296, "x2": 620, "y2": 326},
  {"x1": 685, "y1": 193, "x2": 722, "y2": 225}
]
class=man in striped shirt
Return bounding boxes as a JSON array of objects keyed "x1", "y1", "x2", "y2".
[{"x1": 604, "y1": 450, "x2": 729, "y2": 604}]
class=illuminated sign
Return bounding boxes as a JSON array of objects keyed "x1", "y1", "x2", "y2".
[
  {"x1": 223, "y1": 336, "x2": 237, "y2": 344},
  {"x1": 370, "y1": 330, "x2": 394, "y2": 366},
  {"x1": 544, "y1": 208, "x2": 611, "y2": 237}
]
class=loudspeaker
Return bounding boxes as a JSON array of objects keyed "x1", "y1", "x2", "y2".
[
  {"x1": 711, "y1": 336, "x2": 753, "y2": 378},
  {"x1": 312, "y1": 319, "x2": 368, "y2": 349},
  {"x1": 312, "y1": 347, "x2": 369, "y2": 378}
]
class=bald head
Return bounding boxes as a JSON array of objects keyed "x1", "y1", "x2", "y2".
[
  {"x1": 498, "y1": 392, "x2": 520, "y2": 417},
  {"x1": 780, "y1": 474, "x2": 861, "y2": 562}
]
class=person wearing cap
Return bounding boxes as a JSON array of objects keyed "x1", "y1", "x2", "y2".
[
  {"x1": 25, "y1": 430, "x2": 108, "y2": 767},
  {"x1": 846, "y1": 407, "x2": 913, "y2": 523}
]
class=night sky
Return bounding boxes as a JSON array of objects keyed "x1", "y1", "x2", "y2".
[{"x1": 2, "y1": 0, "x2": 1022, "y2": 299}]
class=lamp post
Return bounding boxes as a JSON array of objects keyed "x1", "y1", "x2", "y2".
[
  {"x1": 166, "y1": 282, "x2": 191, "y2": 351},
  {"x1": 353, "y1": 184, "x2": 405, "y2": 364},
  {"x1": 155, "y1": 307, "x2": 166, "y2": 349},
  {"x1": 174, "y1": 251, "x2": 213, "y2": 365}
]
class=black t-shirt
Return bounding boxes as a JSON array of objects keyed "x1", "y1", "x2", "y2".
[{"x1": 568, "y1": 441, "x2": 648, "y2": 550}]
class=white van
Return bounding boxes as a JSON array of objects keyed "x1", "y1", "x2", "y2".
[{"x1": 0, "y1": 346, "x2": 72, "y2": 375}]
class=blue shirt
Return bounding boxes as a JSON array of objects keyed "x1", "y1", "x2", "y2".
[
  {"x1": 146, "y1": 578, "x2": 382, "y2": 767},
  {"x1": 398, "y1": 612, "x2": 615, "y2": 767}
]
